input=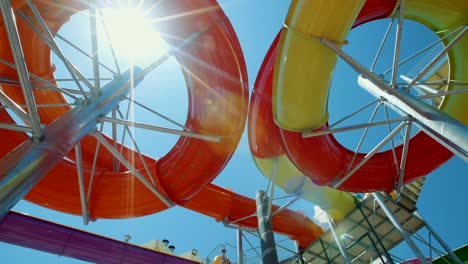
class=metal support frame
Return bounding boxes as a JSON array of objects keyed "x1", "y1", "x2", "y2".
[
  {"x1": 419, "y1": 87, "x2": 468, "y2": 99},
  {"x1": 0, "y1": 58, "x2": 80, "y2": 100},
  {"x1": 303, "y1": 117, "x2": 409, "y2": 138},
  {"x1": 319, "y1": 238, "x2": 332, "y2": 264},
  {"x1": 98, "y1": 117, "x2": 220, "y2": 142},
  {"x1": 333, "y1": 122, "x2": 407, "y2": 188},
  {"x1": 90, "y1": 8, "x2": 101, "y2": 98},
  {"x1": 0, "y1": 90, "x2": 32, "y2": 123},
  {"x1": 74, "y1": 143, "x2": 90, "y2": 225},
  {"x1": 266, "y1": 158, "x2": 278, "y2": 219},
  {"x1": 0, "y1": 67, "x2": 139, "y2": 217},
  {"x1": 390, "y1": 0, "x2": 405, "y2": 87},
  {"x1": 405, "y1": 26, "x2": 467, "y2": 90},
  {"x1": 321, "y1": 39, "x2": 468, "y2": 160},
  {"x1": 346, "y1": 102, "x2": 382, "y2": 172},
  {"x1": 92, "y1": 132, "x2": 172, "y2": 207},
  {"x1": 400, "y1": 75, "x2": 440, "y2": 94},
  {"x1": 395, "y1": 121, "x2": 412, "y2": 197},
  {"x1": 295, "y1": 241, "x2": 305, "y2": 264},
  {"x1": 365, "y1": 233, "x2": 387, "y2": 263},
  {"x1": 242, "y1": 232, "x2": 263, "y2": 262},
  {"x1": 256, "y1": 190, "x2": 278, "y2": 264},
  {"x1": 0, "y1": 0, "x2": 42, "y2": 139},
  {"x1": 357, "y1": 202, "x2": 395, "y2": 264},
  {"x1": 325, "y1": 214, "x2": 351, "y2": 264},
  {"x1": 0, "y1": 123, "x2": 32, "y2": 133},
  {"x1": 329, "y1": 203, "x2": 395, "y2": 263},
  {"x1": 358, "y1": 75, "x2": 468, "y2": 160},
  {"x1": 111, "y1": 110, "x2": 119, "y2": 172},
  {"x1": 373, "y1": 193, "x2": 429, "y2": 264},
  {"x1": 415, "y1": 213, "x2": 463, "y2": 264},
  {"x1": 237, "y1": 230, "x2": 245, "y2": 264},
  {"x1": 271, "y1": 195, "x2": 300, "y2": 217},
  {"x1": 24, "y1": 1, "x2": 94, "y2": 93}
]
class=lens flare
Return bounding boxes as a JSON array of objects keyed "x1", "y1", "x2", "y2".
[{"x1": 101, "y1": 6, "x2": 167, "y2": 63}]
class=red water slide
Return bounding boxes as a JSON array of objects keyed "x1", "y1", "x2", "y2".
[{"x1": 256, "y1": 0, "x2": 455, "y2": 193}]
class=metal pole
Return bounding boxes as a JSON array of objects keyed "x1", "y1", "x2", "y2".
[
  {"x1": 237, "y1": 230, "x2": 244, "y2": 264},
  {"x1": 0, "y1": 90, "x2": 32, "y2": 124},
  {"x1": 333, "y1": 122, "x2": 407, "y2": 188},
  {"x1": 295, "y1": 241, "x2": 305, "y2": 264},
  {"x1": 0, "y1": 67, "x2": 141, "y2": 217},
  {"x1": 395, "y1": 121, "x2": 412, "y2": 197},
  {"x1": 98, "y1": 117, "x2": 221, "y2": 142},
  {"x1": 323, "y1": 37, "x2": 468, "y2": 160},
  {"x1": 256, "y1": 190, "x2": 278, "y2": 264},
  {"x1": 92, "y1": 132, "x2": 172, "y2": 207},
  {"x1": 372, "y1": 193, "x2": 429, "y2": 264},
  {"x1": 358, "y1": 75, "x2": 468, "y2": 161},
  {"x1": 405, "y1": 26, "x2": 467, "y2": 90},
  {"x1": 366, "y1": 233, "x2": 388, "y2": 264},
  {"x1": 319, "y1": 239, "x2": 332, "y2": 264},
  {"x1": 325, "y1": 214, "x2": 351, "y2": 264},
  {"x1": 357, "y1": 203, "x2": 395, "y2": 264},
  {"x1": 400, "y1": 75, "x2": 439, "y2": 94},
  {"x1": 418, "y1": 215, "x2": 463, "y2": 264},
  {"x1": 267, "y1": 158, "x2": 278, "y2": 219},
  {"x1": 322, "y1": 38, "x2": 468, "y2": 159},
  {"x1": 321, "y1": 38, "x2": 429, "y2": 119},
  {"x1": 303, "y1": 117, "x2": 409, "y2": 138},
  {"x1": 24, "y1": 1, "x2": 94, "y2": 92},
  {"x1": 90, "y1": 8, "x2": 101, "y2": 98},
  {"x1": 271, "y1": 195, "x2": 301, "y2": 217},
  {"x1": 0, "y1": 0, "x2": 42, "y2": 139},
  {"x1": 390, "y1": 0, "x2": 405, "y2": 87},
  {"x1": 74, "y1": 143, "x2": 90, "y2": 225}
]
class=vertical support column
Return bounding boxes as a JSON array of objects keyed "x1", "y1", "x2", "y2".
[
  {"x1": 237, "y1": 229, "x2": 244, "y2": 264},
  {"x1": 372, "y1": 193, "x2": 429, "y2": 264},
  {"x1": 256, "y1": 190, "x2": 278, "y2": 264}
]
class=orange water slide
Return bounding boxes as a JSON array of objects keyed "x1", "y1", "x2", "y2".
[{"x1": 0, "y1": 0, "x2": 322, "y2": 248}]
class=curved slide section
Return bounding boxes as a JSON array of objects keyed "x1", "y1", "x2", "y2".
[
  {"x1": 249, "y1": 34, "x2": 355, "y2": 222},
  {"x1": 183, "y1": 184, "x2": 324, "y2": 248},
  {"x1": 0, "y1": 0, "x2": 247, "y2": 218},
  {"x1": 0, "y1": 0, "x2": 324, "y2": 249},
  {"x1": 273, "y1": 0, "x2": 366, "y2": 131},
  {"x1": 269, "y1": 0, "x2": 467, "y2": 192}
]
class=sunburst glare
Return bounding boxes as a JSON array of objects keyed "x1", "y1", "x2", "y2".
[{"x1": 100, "y1": 5, "x2": 168, "y2": 64}]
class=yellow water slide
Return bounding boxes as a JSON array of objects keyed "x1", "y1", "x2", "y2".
[
  {"x1": 273, "y1": 0, "x2": 367, "y2": 131},
  {"x1": 254, "y1": 155, "x2": 356, "y2": 221}
]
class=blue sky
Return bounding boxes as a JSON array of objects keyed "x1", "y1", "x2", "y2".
[{"x1": 1, "y1": 0, "x2": 467, "y2": 263}]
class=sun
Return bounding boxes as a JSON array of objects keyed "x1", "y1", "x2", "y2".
[{"x1": 100, "y1": 6, "x2": 167, "y2": 63}]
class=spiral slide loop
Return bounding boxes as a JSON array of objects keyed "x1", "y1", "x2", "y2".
[
  {"x1": 0, "y1": 0, "x2": 249, "y2": 218},
  {"x1": 269, "y1": 0, "x2": 467, "y2": 192}
]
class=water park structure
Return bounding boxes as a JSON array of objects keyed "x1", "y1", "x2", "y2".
[{"x1": 0, "y1": 0, "x2": 467, "y2": 263}]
